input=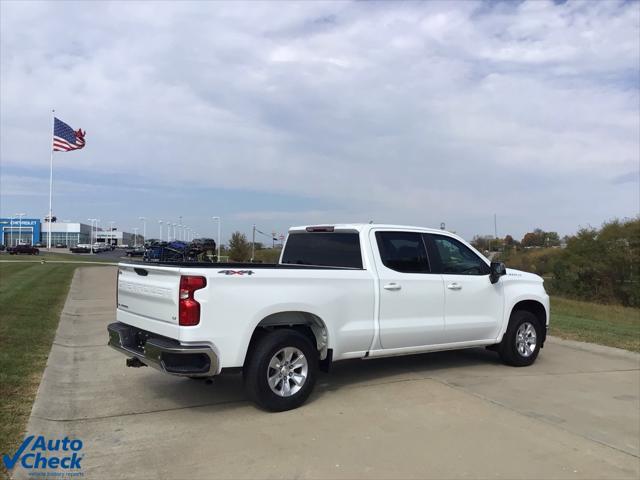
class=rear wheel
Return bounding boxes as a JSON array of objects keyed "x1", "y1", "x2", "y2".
[
  {"x1": 498, "y1": 310, "x2": 541, "y2": 366},
  {"x1": 244, "y1": 329, "x2": 318, "y2": 411}
]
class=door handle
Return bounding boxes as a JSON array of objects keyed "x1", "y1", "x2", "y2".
[
  {"x1": 447, "y1": 283, "x2": 462, "y2": 290},
  {"x1": 383, "y1": 283, "x2": 402, "y2": 291}
]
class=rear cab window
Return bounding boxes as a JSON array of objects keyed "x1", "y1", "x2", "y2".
[{"x1": 281, "y1": 232, "x2": 363, "y2": 268}]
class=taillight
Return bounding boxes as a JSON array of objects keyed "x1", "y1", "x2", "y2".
[{"x1": 179, "y1": 275, "x2": 206, "y2": 326}]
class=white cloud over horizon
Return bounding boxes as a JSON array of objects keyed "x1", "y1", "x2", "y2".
[{"x1": 1, "y1": 0, "x2": 638, "y2": 240}]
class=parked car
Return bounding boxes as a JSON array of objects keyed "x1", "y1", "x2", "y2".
[
  {"x1": 55, "y1": 243, "x2": 68, "y2": 248},
  {"x1": 125, "y1": 247, "x2": 146, "y2": 257},
  {"x1": 92, "y1": 243, "x2": 109, "y2": 253},
  {"x1": 0, "y1": 244, "x2": 6, "y2": 251},
  {"x1": 108, "y1": 224, "x2": 549, "y2": 411},
  {"x1": 70, "y1": 244, "x2": 92, "y2": 253},
  {"x1": 8, "y1": 244, "x2": 40, "y2": 255}
]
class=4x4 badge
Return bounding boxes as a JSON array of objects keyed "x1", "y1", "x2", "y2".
[{"x1": 218, "y1": 270, "x2": 254, "y2": 276}]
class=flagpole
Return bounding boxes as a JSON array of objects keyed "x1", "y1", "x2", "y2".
[{"x1": 48, "y1": 109, "x2": 54, "y2": 250}]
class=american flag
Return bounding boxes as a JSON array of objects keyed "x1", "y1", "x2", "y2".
[{"x1": 52, "y1": 117, "x2": 86, "y2": 152}]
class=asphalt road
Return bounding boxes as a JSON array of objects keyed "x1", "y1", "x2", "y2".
[{"x1": 13, "y1": 266, "x2": 640, "y2": 479}]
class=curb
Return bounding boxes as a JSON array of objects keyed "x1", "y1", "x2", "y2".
[{"x1": 547, "y1": 336, "x2": 640, "y2": 361}]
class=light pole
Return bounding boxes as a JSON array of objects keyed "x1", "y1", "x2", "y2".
[
  {"x1": 178, "y1": 216, "x2": 183, "y2": 240},
  {"x1": 7, "y1": 214, "x2": 15, "y2": 246},
  {"x1": 139, "y1": 217, "x2": 146, "y2": 245},
  {"x1": 133, "y1": 227, "x2": 139, "y2": 247},
  {"x1": 87, "y1": 219, "x2": 97, "y2": 253},
  {"x1": 15, "y1": 213, "x2": 25, "y2": 245},
  {"x1": 63, "y1": 219, "x2": 70, "y2": 247},
  {"x1": 212, "y1": 217, "x2": 221, "y2": 261},
  {"x1": 109, "y1": 221, "x2": 115, "y2": 246},
  {"x1": 158, "y1": 220, "x2": 163, "y2": 242}
]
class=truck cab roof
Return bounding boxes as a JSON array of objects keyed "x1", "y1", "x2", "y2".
[{"x1": 289, "y1": 223, "x2": 456, "y2": 236}]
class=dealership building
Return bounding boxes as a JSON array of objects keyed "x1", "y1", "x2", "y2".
[
  {"x1": 95, "y1": 229, "x2": 137, "y2": 247},
  {"x1": 1, "y1": 217, "x2": 139, "y2": 247},
  {"x1": 41, "y1": 222, "x2": 93, "y2": 247},
  {"x1": 0, "y1": 218, "x2": 42, "y2": 246}
]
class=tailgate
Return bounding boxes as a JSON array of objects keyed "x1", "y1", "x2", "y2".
[{"x1": 117, "y1": 264, "x2": 180, "y2": 325}]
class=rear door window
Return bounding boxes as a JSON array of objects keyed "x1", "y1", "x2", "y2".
[
  {"x1": 375, "y1": 231, "x2": 430, "y2": 273},
  {"x1": 281, "y1": 233, "x2": 363, "y2": 268}
]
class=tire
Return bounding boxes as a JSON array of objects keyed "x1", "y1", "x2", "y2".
[
  {"x1": 498, "y1": 310, "x2": 542, "y2": 367},
  {"x1": 244, "y1": 329, "x2": 318, "y2": 412}
]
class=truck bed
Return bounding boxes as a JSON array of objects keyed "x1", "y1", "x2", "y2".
[{"x1": 123, "y1": 261, "x2": 362, "y2": 270}]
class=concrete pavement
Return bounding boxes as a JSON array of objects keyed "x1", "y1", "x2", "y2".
[{"x1": 13, "y1": 266, "x2": 640, "y2": 479}]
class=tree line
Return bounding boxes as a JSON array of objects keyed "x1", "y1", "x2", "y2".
[{"x1": 497, "y1": 218, "x2": 639, "y2": 307}]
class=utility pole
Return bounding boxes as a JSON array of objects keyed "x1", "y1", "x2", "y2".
[
  {"x1": 158, "y1": 220, "x2": 163, "y2": 242},
  {"x1": 251, "y1": 224, "x2": 256, "y2": 263},
  {"x1": 494, "y1": 214, "x2": 498, "y2": 239},
  {"x1": 133, "y1": 227, "x2": 138, "y2": 247}
]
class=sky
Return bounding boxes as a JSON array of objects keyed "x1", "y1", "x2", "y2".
[{"x1": 1, "y1": 0, "x2": 638, "y2": 243}]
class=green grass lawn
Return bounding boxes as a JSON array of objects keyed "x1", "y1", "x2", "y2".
[
  {"x1": 0, "y1": 251, "x2": 115, "y2": 263},
  {"x1": 550, "y1": 297, "x2": 640, "y2": 352},
  {"x1": 0, "y1": 260, "x2": 111, "y2": 474}
]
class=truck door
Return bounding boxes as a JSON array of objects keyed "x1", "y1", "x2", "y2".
[
  {"x1": 424, "y1": 233, "x2": 504, "y2": 343},
  {"x1": 372, "y1": 230, "x2": 445, "y2": 349}
]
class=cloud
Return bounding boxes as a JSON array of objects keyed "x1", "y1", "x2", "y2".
[
  {"x1": 612, "y1": 171, "x2": 640, "y2": 185},
  {"x1": 0, "y1": 0, "x2": 638, "y2": 239}
]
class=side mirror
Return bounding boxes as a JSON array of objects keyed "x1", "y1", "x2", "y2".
[{"x1": 490, "y1": 261, "x2": 506, "y2": 284}]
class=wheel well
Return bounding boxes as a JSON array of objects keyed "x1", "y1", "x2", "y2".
[
  {"x1": 246, "y1": 312, "x2": 329, "y2": 364},
  {"x1": 511, "y1": 300, "x2": 547, "y2": 344}
]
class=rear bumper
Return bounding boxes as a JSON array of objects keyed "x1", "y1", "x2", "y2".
[{"x1": 107, "y1": 322, "x2": 219, "y2": 377}]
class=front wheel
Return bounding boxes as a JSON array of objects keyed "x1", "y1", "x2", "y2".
[
  {"x1": 498, "y1": 310, "x2": 542, "y2": 367},
  {"x1": 244, "y1": 329, "x2": 318, "y2": 411}
]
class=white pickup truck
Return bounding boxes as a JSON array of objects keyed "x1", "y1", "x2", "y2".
[{"x1": 108, "y1": 224, "x2": 549, "y2": 411}]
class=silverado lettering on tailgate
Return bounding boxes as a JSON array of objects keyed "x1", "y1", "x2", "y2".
[{"x1": 119, "y1": 282, "x2": 173, "y2": 298}]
